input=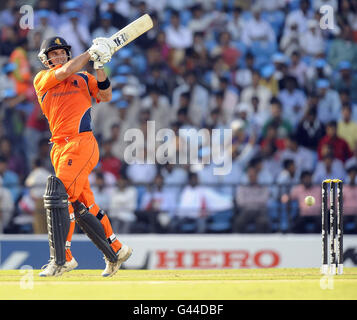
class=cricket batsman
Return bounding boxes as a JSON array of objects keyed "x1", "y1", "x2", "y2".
[{"x1": 33, "y1": 36, "x2": 132, "y2": 277}]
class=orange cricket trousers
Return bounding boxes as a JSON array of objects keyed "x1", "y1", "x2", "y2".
[{"x1": 50, "y1": 131, "x2": 121, "y2": 261}]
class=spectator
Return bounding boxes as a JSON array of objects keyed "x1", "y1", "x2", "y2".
[
  {"x1": 334, "y1": 61, "x2": 357, "y2": 104},
  {"x1": 92, "y1": 12, "x2": 117, "y2": 39},
  {"x1": 215, "y1": 77, "x2": 239, "y2": 124},
  {"x1": 288, "y1": 51, "x2": 308, "y2": 88},
  {"x1": 316, "y1": 79, "x2": 342, "y2": 124},
  {"x1": 278, "y1": 76, "x2": 306, "y2": 128},
  {"x1": 260, "y1": 123, "x2": 286, "y2": 153},
  {"x1": 0, "y1": 156, "x2": 21, "y2": 203},
  {"x1": 240, "y1": 70, "x2": 273, "y2": 115},
  {"x1": 173, "y1": 172, "x2": 232, "y2": 233},
  {"x1": 0, "y1": 25, "x2": 18, "y2": 56},
  {"x1": 336, "y1": 0, "x2": 357, "y2": 31},
  {"x1": 241, "y1": 156, "x2": 274, "y2": 185},
  {"x1": 21, "y1": 158, "x2": 50, "y2": 234},
  {"x1": 37, "y1": 138, "x2": 54, "y2": 173},
  {"x1": 139, "y1": 174, "x2": 176, "y2": 233},
  {"x1": 210, "y1": 31, "x2": 241, "y2": 69},
  {"x1": 59, "y1": 11, "x2": 91, "y2": 58},
  {"x1": 0, "y1": 176, "x2": 14, "y2": 233},
  {"x1": 289, "y1": 170, "x2": 322, "y2": 233},
  {"x1": 29, "y1": 10, "x2": 56, "y2": 46},
  {"x1": 172, "y1": 71, "x2": 209, "y2": 127},
  {"x1": 95, "y1": 0, "x2": 128, "y2": 31},
  {"x1": 24, "y1": 101, "x2": 49, "y2": 167},
  {"x1": 306, "y1": 58, "x2": 333, "y2": 94},
  {"x1": 317, "y1": 120, "x2": 352, "y2": 162},
  {"x1": 34, "y1": 0, "x2": 60, "y2": 29},
  {"x1": 153, "y1": 31, "x2": 170, "y2": 64},
  {"x1": 0, "y1": 136, "x2": 27, "y2": 181},
  {"x1": 165, "y1": 10, "x2": 193, "y2": 50},
  {"x1": 285, "y1": 0, "x2": 313, "y2": 34},
  {"x1": 234, "y1": 51, "x2": 255, "y2": 89},
  {"x1": 227, "y1": 6, "x2": 244, "y2": 41},
  {"x1": 346, "y1": 142, "x2": 357, "y2": 171},
  {"x1": 161, "y1": 163, "x2": 188, "y2": 204},
  {"x1": 9, "y1": 38, "x2": 32, "y2": 96},
  {"x1": 337, "y1": 104, "x2": 357, "y2": 152},
  {"x1": 220, "y1": 146, "x2": 246, "y2": 196},
  {"x1": 99, "y1": 139, "x2": 122, "y2": 180},
  {"x1": 141, "y1": 85, "x2": 172, "y2": 131},
  {"x1": 258, "y1": 137, "x2": 282, "y2": 182},
  {"x1": 121, "y1": 85, "x2": 141, "y2": 128},
  {"x1": 233, "y1": 164, "x2": 271, "y2": 233},
  {"x1": 230, "y1": 120, "x2": 257, "y2": 170},
  {"x1": 280, "y1": 21, "x2": 300, "y2": 58},
  {"x1": 126, "y1": 147, "x2": 158, "y2": 185},
  {"x1": 279, "y1": 133, "x2": 316, "y2": 176},
  {"x1": 299, "y1": 19, "x2": 325, "y2": 58},
  {"x1": 109, "y1": 175, "x2": 137, "y2": 234},
  {"x1": 313, "y1": 152, "x2": 346, "y2": 184},
  {"x1": 328, "y1": 24, "x2": 357, "y2": 70},
  {"x1": 276, "y1": 159, "x2": 299, "y2": 185},
  {"x1": 260, "y1": 64, "x2": 279, "y2": 97},
  {"x1": 92, "y1": 171, "x2": 112, "y2": 213},
  {"x1": 144, "y1": 64, "x2": 170, "y2": 97},
  {"x1": 262, "y1": 98, "x2": 293, "y2": 141},
  {"x1": 0, "y1": 0, "x2": 17, "y2": 27},
  {"x1": 343, "y1": 166, "x2": 357, "y2": 229},
  {"x1": 241, "y1": 4, "x2": 276, "y2": 47},
  {"x1": 187, "y1": 3, "x2": 212, "y2": 34},
  {"x1": 243, "y1": 96, "x2": 270, "y2": 137},
  {"x1": 296, "y1": 107, "x2": 325, "y2": 151},
  {"x1": 92, "y1": 90, "x2": 122, "y2": 142}
]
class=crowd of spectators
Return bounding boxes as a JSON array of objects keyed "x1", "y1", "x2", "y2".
[{"x1": 0, "y1": 0, "x2": 357, "y2": 235}]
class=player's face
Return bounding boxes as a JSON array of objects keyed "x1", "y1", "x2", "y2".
[{"x1": 47, "y1": 49, "x2": 68, "y2": 67}]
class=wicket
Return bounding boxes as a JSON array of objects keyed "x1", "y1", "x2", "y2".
[{"x1": 321, "y1": 179, "x2": 343, "y2": 275}]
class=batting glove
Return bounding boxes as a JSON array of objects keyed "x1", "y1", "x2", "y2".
[
  {"x1": 93, "y1": 37, "x2": 117, "y2": 55},
  {"x1": 88, "y1": 42, "x2": 112, "y2": 63}
]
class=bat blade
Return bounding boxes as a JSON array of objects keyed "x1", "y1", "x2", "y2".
[{"x1": 110, "y1": 14, "x2": 153, "y2": 52}]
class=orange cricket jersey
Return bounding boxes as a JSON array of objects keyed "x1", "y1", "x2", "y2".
[{"x1": 33, "y1": 64, "x2": 100, "y2": 142}]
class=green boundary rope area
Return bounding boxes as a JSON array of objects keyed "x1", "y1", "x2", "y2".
[{"x1": 0, "y1": 268, "x2": 356, "y2": 300}]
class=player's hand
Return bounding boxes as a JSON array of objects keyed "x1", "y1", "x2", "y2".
[
  {"x1": 93, "y1": 37, "x2": 117, "y2": 55},
  {"x1": 88, "y1": 42, "x2": 112, "y2": 63}
]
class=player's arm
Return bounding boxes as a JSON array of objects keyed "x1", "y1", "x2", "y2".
[
  {"x1": 55, "y1": 51, "x2": 91, "y2": 81},
  {"x1": 95, "y1": 68, "x2": 112, "y2": 102}
]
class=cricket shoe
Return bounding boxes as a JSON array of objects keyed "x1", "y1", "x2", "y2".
[
  {"x1": 39, "y1": 257, "x2": 78, "y2": 277},
  {"x1": 101, "y1": 244, "x2": 133, "y2": 277}
]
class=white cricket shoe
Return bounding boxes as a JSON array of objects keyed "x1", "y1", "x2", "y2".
[
  {"x1": 101, "y1": 245, "x2": 133, "y2": 277},
  {"x1": 39, "y1": 257, "x2": 78, "y2": 277}
]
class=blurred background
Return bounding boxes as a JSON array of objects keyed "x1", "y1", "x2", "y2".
[{"x1": 0, "y1": 0, "x2": 357, "y2": 242}]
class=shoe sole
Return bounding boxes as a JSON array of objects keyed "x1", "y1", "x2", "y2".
[{"x1": 102, "y1": 247, "x2": 133, "y2": 277}]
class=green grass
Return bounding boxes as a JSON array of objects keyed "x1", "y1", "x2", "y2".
[{"x1": 0, "y1": 268, "x2": 357, "y2": 300}]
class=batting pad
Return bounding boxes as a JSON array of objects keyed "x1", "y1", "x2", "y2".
[
  {"x1": 44, "y1": 176, "x2": 70, "y2": 266},
  {"x1": 72, "y1": 201, "x2": 118, "y2": 263}
]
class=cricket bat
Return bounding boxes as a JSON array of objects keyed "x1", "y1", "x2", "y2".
[{"x1": 94, "y1": 14, "x2": 153, "y2": 60}]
